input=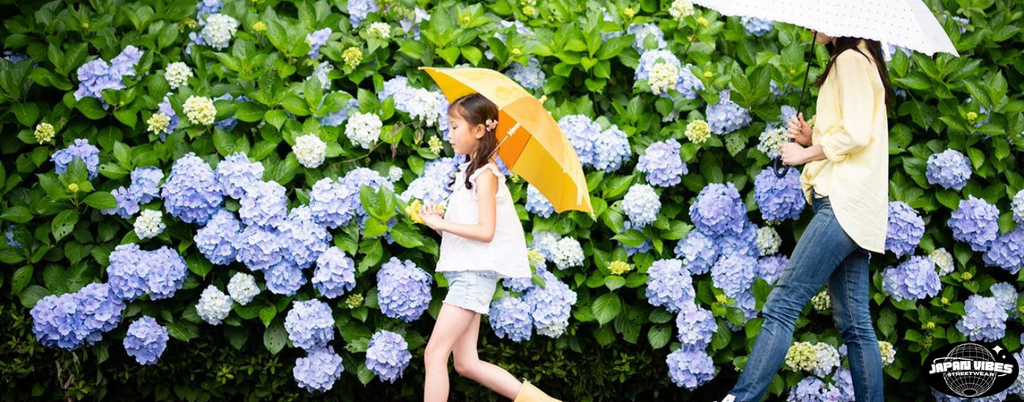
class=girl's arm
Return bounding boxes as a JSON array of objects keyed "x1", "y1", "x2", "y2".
[{"x1": 427, "y1": 170, "x2": 499, "y2": 243}]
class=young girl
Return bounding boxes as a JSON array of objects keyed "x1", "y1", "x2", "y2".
[
  {"x1": 419, "y1": 93, "x2": 560, "y2": 402},
  {"x1": 719, "y1": 33, "x2": 891, "y2": 402}
]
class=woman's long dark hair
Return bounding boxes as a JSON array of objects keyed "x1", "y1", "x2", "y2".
[
  {"x1": 447, "y1": 93, "x2": 499, "y2": 191},
  {"x1": 814, "y1": 37, "x2": 893, "y2": 106}
]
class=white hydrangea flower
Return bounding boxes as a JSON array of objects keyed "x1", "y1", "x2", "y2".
[
  {"x1": 668, "y1": 0, "x2": 695, "y2": 21},
  {"x1": 929, "y1": 248, "x2": 955, "y2": 276},
  {"x1": 293, "y1": 133, "x2": 327, "y2": 168},
  {"x1": 147, "y1": 113, "x2": 171, "y2": 134},
  {"x1": 202, "y1": 14, "x2": 239, "y2": 50},
  {"x1": 552, "y1": 237, "x2": 584, "y2": 270},
  {"x1": 786, "y1": 342, "x2": 839, "y2": 377},
  {"x1": 388, "y1": 166, "x2": 403, "y2": 182},
  {"x1": 757, "y1": 126, "x2": 788, "y2": 159},
  {"x1": 196, "y1": 285, "x2": 233, "y2": 325},
  {"x1": 756, "y1": 226, "x2": 781, "y2": 256},
  {"x1": 406, "y1": 88, "x2": 443, "y2": 127},
  {"x1": 879, "y1": 340, "x2": 896, "y2": 366},
  {"x1": 35, "y1": 122, "x2": 56, "y2": 144},
  {"x1": 165, "y1": 62, "x2": 193, "y2": 89},
  {"x1": 648, "y1": 62, "x2": 680, "y2": 95},
  {"x1": 134, "y1": 210, "x2": 166, "y2": 240},
  {"x1": 811, "y1": 289, "x2": 830, "y2": 311},
  {"x1": 536, "y1": 320, "x2": 567, "y2": 338},
  {"x1": 367, "y1": 22, "x2": 391, "y2": 40},
  {"x1": 227, "y1": 273, "x2": 259, "y2": 306},
  {"x1": 345, "y1": 112, "x2": 382, "y2": 149},
  {"x1": 183, "y1": 95, "x2": 216, "y2": 125}
]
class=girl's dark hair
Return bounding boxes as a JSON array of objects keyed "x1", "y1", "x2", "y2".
[
  {"x1": 814, "y1": 37, "x2": 893, "y2": 106},
  {"x1": 447, "y1": 93, "x2": 499, "y2": 190}
]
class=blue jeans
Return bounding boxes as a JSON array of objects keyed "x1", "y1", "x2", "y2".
[{"x1": 728, "y1": 196, "x2": 884, "y2": 401}]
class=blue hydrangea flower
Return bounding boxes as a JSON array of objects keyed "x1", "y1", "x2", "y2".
[
  {"x1": 278, "y1": 206, "x2": 331, "y2": 269},
  {"x1": 195, "y1": 0, "x2": 222, "y2": 18},
  {"x1": 305, "y1": 28, "x2": 331, "y2": 58},
  {"x1": 144, "y1": 247, "x2": 188, "y2": 300},
  {"x1": 754, "y1": 167, "x2": 806, "y2": 222},
  {"x1": 233, "y1": 224, "x2": 285, "y2": 271},
  {"x1": 4, "y1": 225, "x2": 21, "y2": 249},
  {"x1": 522, "y1": 269, "x2": 577, "y2": 337},
  {"x1": 123, "y1": 316, "x2": 168, "y2": 365},
  {"x1": 690, "y1": 183, "x2": 747, "y2": 237},
  {"x1": 507, "y1": 58, "x2": 545, "y2": 90},
  {"x1": 74, "y1": 46, "x2": 141, "y2": 102},
  {"x1": 718, "y1": 221, "x2": 759, "y2": 259},
  {"x1": 881, "y1": 256, "x2": 941, "y2": 301},
  {"x1": 313, "y1": 247, "x2": 356, "y2": 299},
  {"x1": 2, "y1": 51, "x2": 29, "y2": 63},
  {"x1": 886, "y1": 201, "x2": 924, "y2": 258},
  {"x1": 983, "y1": 228, "x2": 1024, "y2": 274},
  {"x1": 525, "y1": 184, "x2": 556, "y2": 218},
  {"x1": 948, "y1": 196, "x2": 1000, "y2": 252},
  {"x1": 638, "y1": 139, "x2": 686, "y2": 187},
  {"x1": 712, "y1": 255, "x2": 758, "y2": 299},
  {"x1": 627, "y1": 23, "x2": 667, "y2": 52},
  {"x1": 645, "y1": 259, "x2": 695, "y2": 313},
  {"x1": 215, "y1": 152, "x2": 265, "y2": 199},
  {"x1": 161, "y1": 152, "x2": 224, "y2": 225},
  {"x1": 488, "y1": 294, "x2": 533, "y2": 342},
  {"x1": 756, "y1": 255, "x2": 788, "y2": 284},
  {"x1": 706, "y1": 90, "x2": 752, "y2": 135},
  {"x1": 129, "y1": 167, "x2": 164, "y2": 204},
  {"x1": 263, "y1": 261, "x2": 307, "y2": 296},
  {"x1": 309, "y1": 177, "x2": 359, "y2": 229},
  {"x1": 956, "y1": 294, "x2": 1008, "y2": 342},
  {"x1": 400, "y1": 157, "x2": 457, "y2": 205},
  {"x1": 106, "y1": 244, "x2": 148, "y2": 300},
  {"x1": 927, "y1": 149, "x2": 972, "y2": 190},
  {"x1": 990, "y1": 282, "x2": 1018, "y2": 311},
  {"x1": 788, "y1": 376, "x2": 827, "y2": 402},
  {"x1": 285, "y1": 299, "x2": 335, "y2": 350},
  {"x1": 377, "y1": 257, "x2": 432, "y2": 322},
  {"x1": 592, "y1": 126, "x2": 632, "y2": 172},
  {"x1": 102, "y1": 186, "x2": 140, "y2": 219},
  {"x1": 666, "y1": 347, "x2": 716, "y2": 390},
  {"x1": 674, "y1": 231, "x2": 719, "y2": 275},
  {"x1": 293, "y1": 346, "x2": 344, "y2": 393},
  {"x1": 238, "y1": 180, "x2": 288, "y2": 227},
  {"x1": 347, "y1": 0, "x2": 379, "y2": 27},
  {"x1": 503, "y1": 265, "x2": 540, "y2": 293},
  {"x1": 366, "y1": 330, "x2": 411, "y2": 383},
  {"x1": 558, "y1": 114, "x2": 603, "y2": 168},
  {"x1": 74, "y1": 283, "x2": 125, "y2": 338},
  {"x1": 741, "y1": 16, "x2": 773, "y2": 36},
  {"x1": 31, "y1": 293, "x2": 88, "y2": 350},
  {"x1": 676, "y1": 303, "x2": 717, "y2": 350},
  {"x1": 531, "y1": 231, "x2": 561, "y2": 262},
  {"x1": 52, "y1": 138, "x2": 100, "y2": 180},
  {"x1": 195, "y1": 209, "x2": 242, "y2": 265},
  {"x1": 622, "y1": 184, "x2": 661, "y2": 227}
]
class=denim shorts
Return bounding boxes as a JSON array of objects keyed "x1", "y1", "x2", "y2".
[{"x1": 442, "y1": 271, "x2": 498, "y2": 315}]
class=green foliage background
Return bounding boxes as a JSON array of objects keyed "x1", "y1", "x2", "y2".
[{"x1": 1, "y1": 0, "x2": 1023, "y2": 400}]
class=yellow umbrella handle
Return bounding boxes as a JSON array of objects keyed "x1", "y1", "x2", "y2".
[{"x1": 488, "y1": 122, "x2": 521, "y2": 161}]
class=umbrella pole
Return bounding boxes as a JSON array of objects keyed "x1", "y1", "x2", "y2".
[{"x1": 773, "y1": 29, "x2": 817, "y2": 178}]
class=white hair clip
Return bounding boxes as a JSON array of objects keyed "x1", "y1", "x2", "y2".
[{"x1": 485, "y1": 119, "x2": 498, "y2": 131}]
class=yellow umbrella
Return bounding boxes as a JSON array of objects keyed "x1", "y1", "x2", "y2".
[{"x1": 420, "y1": 66, "x2": 593, "y2": 214}]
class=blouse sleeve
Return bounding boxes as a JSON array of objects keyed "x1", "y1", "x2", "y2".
[
  {"x1": 469, "y1": 164, "x2": 505, "y2": 200},
  {"x1": 819, "y1": 51, "x2": 877, "y2": 162}
]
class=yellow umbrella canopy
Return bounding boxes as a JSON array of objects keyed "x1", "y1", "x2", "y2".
[{"x1": 420, "y1": 67, "x2": 593, "y2": 214}]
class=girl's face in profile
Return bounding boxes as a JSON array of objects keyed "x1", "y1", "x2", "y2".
[{"x1": 446, "y1": 110, "x2": 485, "y2": 156}]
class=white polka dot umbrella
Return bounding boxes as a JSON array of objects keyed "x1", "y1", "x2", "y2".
[{"x1": 691, "y1": 0, "x2": 959, "y2": 57}]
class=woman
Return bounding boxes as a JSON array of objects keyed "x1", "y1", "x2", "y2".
[{"x1": 720, "y1": 32, "x2": 893, "y2": 402}]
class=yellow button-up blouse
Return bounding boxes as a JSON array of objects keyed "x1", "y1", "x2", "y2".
[{"x1": 800, "y1": 41, "x2": 889, "y2": 253}]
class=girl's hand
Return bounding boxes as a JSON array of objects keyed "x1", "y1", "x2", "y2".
[
  {"x1": 787, "y1": 112, "x2": 813, "y2": 146},
  {"x1": 420, "y1": 204, "x2": 446, "y2": 233},
  {"x1": 780, "y1": 142, "x2": 809, "y2": 166}
]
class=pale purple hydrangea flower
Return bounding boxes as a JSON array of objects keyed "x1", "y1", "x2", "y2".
[
  {"x1": 263, "y1": 261, "x2": 307, "y2": 296},
  {"x1": 239, "y1": 180, "x2": 288, "y2": 227},
  {"x1": 400, "y1": 157, "x2": 457, "y2": 205},
  {"x1": 293, "y1": 346, "x2": 343, "y2": 393},
  {"x1": 522, "y1": 269, "x2": 577, "y2": 337},
  {"x1": 956, "y1": 294, "x2": 1008, "y2": 342},
  {"x1": 488, "y1": 294, "x2": 533, "y2": 342},
  {"x1": 123, "y1": 316, "x2": 168, "y2": 365},
  {"x1": 983, "y1": 228, "x2": 1024, "y2": 274},
  {"x1": 525, "y1": 184, "x2": 555, "y2": 218},
  {"x1": 313, "y1": 247, "x2": 356, "y2": 299},
  {"x1": 718, "y1": 221, "x2": 759, "y2": 259},
  {"x1": 51, "y1": 138, "x2": 100, "y2": 180},
  {"x1": 278, "y1": 206, "x2": 331, "y2": 269},
  {"x1": 376, "y1": 257, "x2": 432, "y2": 322},
  {"x1": 285, "y1": 299, "x2": 335, "y2": 350},
  {"x1": 990, "y1": 282, "x2": 1017, "y2": 311},
  {"x1": 558, "y1": 114, "x2": 603, "y2": 168},
  {"x1": 674, "y1": 231, "x2": 719, "y2": 275},
  {"x1": 234, "y1": 225, "x2": 286, "y2": 271},
  {"x1": 948, "y1": 196, "x2": 1000, "y2": 252},
  {"x1": 195, "y1": 209, "x2": 242, "y2": 265},
  {"x1": 645, "y1": 259, "x2": 695, "y2": 313},
  {"x1": 741, "y1": 16, "x2": 773, "y2": 36},
  {"x1": 690, "y1": 183, "x2": 747, "y2": 237},
  {"x1": 886, "y1": 202, "x2": 925, "y2": 257},
  {"x1": 666, "y1": 347, "x2": 716, "y2": 390},
  {"x1": 366, "y1": 330, "x2": 411, "y2": 383},
  {"x1": 706, "y1": 90, "x2": 752, "y2": 135},
  {"x1": 507, "y1": 58, "x2": 545, "y2": 90},
  {"x1": 31, "y1": 283, "x2": 124, "y2": 350},
  {"x1": 627, "y1": 23, "x2": 667, "y2": 52},
  {"x1": 756, "y1": 255, "x2": 789, "y2": 284},
  {"x1": 309, "y1": 177, "x2": 360, "y2": 229},
  {"x1": 675, "y1": 303, "x2": 717, "y2": 350},
  {"x1": 638, "y1": 139, "x2": 686, "y2": 187},
  {"x1": 348, "y1": 0, "x2": 379, "y2": 27},
  {"x1": 927, "y1": 149, "x2": 972, "y2": 190},
  {"x1": 161, "y1": 153, "x2": 223, "y2": 225},
  {"x1": 754, "y1": 167, "x2": 806, "y2": 222},
  {"x1": 305, "y1": 28, "x2": 331, "y2": 58},
  {"x1": 881, "y1": 257, "x2": 941, "y2": 301},
  {"x1": 712, "y1": 255, "x2": 758, "y2": 299}
]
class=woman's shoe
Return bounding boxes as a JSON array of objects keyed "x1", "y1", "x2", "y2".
[{"x1": 513, "y1": 380, "x2": 561, "y2": 402}]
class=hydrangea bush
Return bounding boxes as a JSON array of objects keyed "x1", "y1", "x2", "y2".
[{"x1": 2, "y1": 0, "x2": 1023, "y2": 400}]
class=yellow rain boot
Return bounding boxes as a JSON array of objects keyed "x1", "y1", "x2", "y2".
[{"x1": 513, "y1": 380, "x2": 561, "y2": 402}]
